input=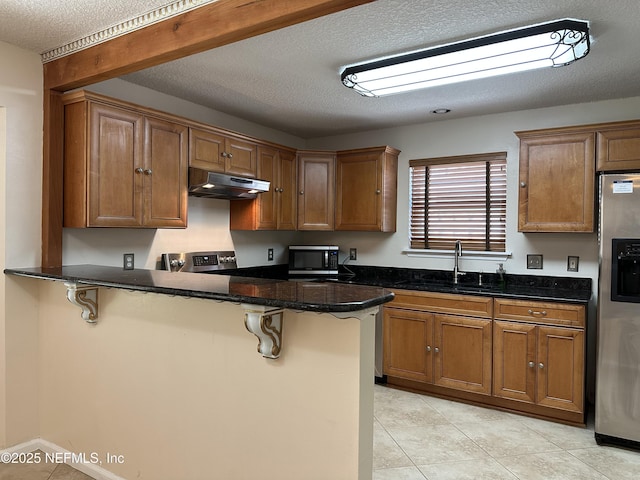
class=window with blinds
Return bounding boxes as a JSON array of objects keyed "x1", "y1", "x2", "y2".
[{"x1": 409, "y1": 152, "x2": 507, "y2": 252}]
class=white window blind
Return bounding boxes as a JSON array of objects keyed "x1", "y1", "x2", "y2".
[{"x1": 409, "y1": 152, "x2": 507, "y2": 251}]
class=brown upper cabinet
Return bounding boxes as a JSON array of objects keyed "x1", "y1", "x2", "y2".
[
  {"x1": 63, "y1": 91, "x2": 188, "y2": 228},
  {"x1": 516, "y1": 128, "x2": 595, "y2": 232},
  {"x1": 596, "y1": 120, "x2": 640, "y2": 171},
  {"x1": 62, "y1": 91, "x2": 400, "y2": 233},
  {"x1": 335, "y1": 146, "x2": 399, "y2": 232},
  {"x1": 517, "y1": 119, "x2": 640, "y2": 232},
  {"x1": 296, "y1": 151, "x2": 336, "y2": 231},
  {"x1": 189, "y1": 126, "x2": 257, "y2": 177},
  {"x1": 230, "y1": 146, "x2": 297, "y2": 230}
]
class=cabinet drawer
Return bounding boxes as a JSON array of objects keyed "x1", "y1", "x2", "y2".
[
  {"x1": 494, "y1": 298, "x2": 585, "y2": 328},
  {"x1": 390, "y1": 289, "x2": 493, "y2": 318}
]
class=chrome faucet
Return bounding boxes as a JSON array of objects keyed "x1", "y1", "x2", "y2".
[{"x1": 453, "y1": 240, "x2": 465, "y2": 284}]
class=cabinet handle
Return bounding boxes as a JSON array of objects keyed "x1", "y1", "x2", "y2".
[
  {"x1": 527, "y1": 309, "x2": 547, "y2": 317},
  {"x1": 299, "y1": 190, "x2": 304, "y2": 195},
  {"x1": 228, "y1": 153, "x2": 233, "y2": 159},
  {"x1": 426, "y1": 346, "x2": 431, "y2": 352},
  {"x1": 144, "y1": 169, "x2": 152, "y2": 175},
  {"x1": 520, "y1": 181, "x2": 527, "y2": 187},
  {"x1": 135, "y1": 167, "x2": 144, "y2": 174},
  {"x1": 528, "y1": 361, "x2": 535, "y2": 368},
  {"x1": 221, "y1": 152, "x2": 227, "y2": 158},
  {"x1": 539, "y1": 363, "x2": 544, "y2": 369},
  {"x1": 434, "y1": 347, "x2": 439, "y2": 353},
  {"x1": 375, "y1": 189, "x2": 381, "y2": 194}
]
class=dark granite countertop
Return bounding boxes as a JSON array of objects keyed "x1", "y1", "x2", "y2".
[
  {"x1": 221, "y1": 264, "x2": 593, "y2": 304},
  {"x1": 3, "y1": 265, "x2": 395, "y2": 313}
]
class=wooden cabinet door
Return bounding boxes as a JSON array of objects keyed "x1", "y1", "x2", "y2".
[
  {"x1": 143, "y1": 117, "x2": 188, "y2": 227},
  {"x1": 597, "y1": 125, "x2": 640, "y2": 171},
  {"x1": 383, "y1": 308, "x2": 433, "y2": 383},
  {"x1": 336, "y1": 149, "x2": 381, "y2": 230},
  {"x1": 225, "y1": 137, "x2": 257, "y2": 177},
  {"x1": 297, "y1": 151, "x2": 335, "y2": 230},
  {"x1": 189, "y1": 127, "x2": 225, "y2": 172},
  {"x1": 276, "y1": 149, "x2": 297, "y2": 230},
  {"x1": 189, "y1": 127, "x2": 256, "y2": 177},
  {"x1": 88, "y1": 102, "x2": 144, "y2": 227},
  {"x1": 493, "y1": 320, "x2": 537, "y2": 403},
  {"x1": 536, "y1": 326, "x2": 584, "y2": 413},
  {"x1": 255, "y1": 146, "x2": 278, "y2": 229},
  {"x1": 229, "y1": 147, "x2": 297, "y2": 231},
  {"x1": 517, "y1": 131, "x2": 595, "y2": 232},
  {"x1": 434, "y1": 315, "x2": 492, "y2": 395},
  {"x1": 335, "y1": 146, "x2": 398, "y2": 232}
]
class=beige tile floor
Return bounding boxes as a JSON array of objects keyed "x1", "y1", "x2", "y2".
[
  {"x1": 0, "y1": 451, "x2": 94, "y2": 480},
  {"x1": 3, "y1": 387, "x2": 640, "y2": 479},
  {"x1": 374, "y1": 384, "x2": 640, "y2": 480}
]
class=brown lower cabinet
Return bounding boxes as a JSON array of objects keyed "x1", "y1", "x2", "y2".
[
  {"x1": 383, "y1": 290, "x2": 493, "y2": 395},
  {"x1": 383, "y1": 291, "x2": 586, "y2": 425},
  {"x1": 492, "y1": 298, "x2": 585, "y2": 414}
]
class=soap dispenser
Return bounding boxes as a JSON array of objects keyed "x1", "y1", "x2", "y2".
[{"x1": 496, "y1": 263, "x2": 506, "y2": 289}]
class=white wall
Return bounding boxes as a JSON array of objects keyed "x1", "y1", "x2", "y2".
[
  {"x1": 36, "y1": 280, "x2": 373, "y2": 480},
  {"x1": 0, "y1": 40, "x2": 43, "y2": 447},
  {"x1": 0, "y1": 105, "x2": 5, "y2": 447},
  {"x1": 0, "y1": 43, "x2": 42, "y2": 268}
]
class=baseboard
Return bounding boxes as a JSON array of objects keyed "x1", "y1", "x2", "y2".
[{"x1": 1, "y1": 438, "x2": 126, "y2": 480}]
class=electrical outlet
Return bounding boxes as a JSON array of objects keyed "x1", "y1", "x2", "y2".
[
  {"x1": 268, "y1": 248, "x2": 274, "y2": 261},
  {"x1": 123, "y1": 253, "x2": 134, "y2": 270},
  {"x1": 567, "y1": 256, "x2": 579, "y2": 272},
  {"x1": 526, "y1": 254, "x2": 543, "y2": 269},
  {"x1": 349, "y1": 248, "x2": 357, "y2": 260}
]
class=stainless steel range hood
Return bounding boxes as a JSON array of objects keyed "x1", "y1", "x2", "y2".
[{"x1": 188, "y1": 167, "x2": 270, "y2": 200}]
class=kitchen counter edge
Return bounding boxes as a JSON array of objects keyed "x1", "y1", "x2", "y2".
[{"x1": 3, "y1": 265, "x2": 395, "y2": 313}]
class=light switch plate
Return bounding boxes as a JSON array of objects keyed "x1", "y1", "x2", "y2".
[
  {"x1": 527, "y1": 254, "x2": 543, "y2": 269},
  {"x1": 567, "y1": 256, "x2": 579, "y2": 272}
]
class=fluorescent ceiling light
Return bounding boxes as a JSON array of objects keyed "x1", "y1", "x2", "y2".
[{"x1": 341, "y1": 19, "x2": 590, "y2": 97}]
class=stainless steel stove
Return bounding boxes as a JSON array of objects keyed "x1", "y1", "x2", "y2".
[{"x1": 161, "y1": 251, "x2": 237, "y2": 273}]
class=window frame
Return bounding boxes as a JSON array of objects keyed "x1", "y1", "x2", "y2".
[{"x1": 409, "y1": 151, "x2": 507, "y2": 252}]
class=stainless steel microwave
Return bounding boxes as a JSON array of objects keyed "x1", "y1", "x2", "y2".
[{"x1": 288, "y1": 245, "x2": 339, "y2": 275}]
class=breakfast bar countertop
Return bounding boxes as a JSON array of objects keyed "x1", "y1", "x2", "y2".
[{"x1": 3, "y1": 264, "x2": 395, "y2": 313}]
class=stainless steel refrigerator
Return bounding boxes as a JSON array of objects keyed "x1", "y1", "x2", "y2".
[{"x1": 595, "y1": 173, "x2": 640, "y2": 449}]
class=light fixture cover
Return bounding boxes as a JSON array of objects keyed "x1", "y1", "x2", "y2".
[{"x1": 341, "y1": 19, "x2": 590, "y2": 97}]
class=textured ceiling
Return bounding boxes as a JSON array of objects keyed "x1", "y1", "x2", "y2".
[{"x1": 2, "y1": 0, "x2": 640, "y2": 138}]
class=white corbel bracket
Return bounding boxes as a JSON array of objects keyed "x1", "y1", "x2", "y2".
[
  {"x1": 242, "y1": 305, "x2": 284, "y2": 359},
  {"x1": 64, "y1": 282, "x2": 99, "y2": 323}
]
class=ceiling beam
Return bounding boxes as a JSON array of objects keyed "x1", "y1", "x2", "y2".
[
  {"x1": 41, "y1": 0, "x2": 373, "y2": 267},
  {"x1": 43, "y1": 0, "x2": 374, "y2": 90}
]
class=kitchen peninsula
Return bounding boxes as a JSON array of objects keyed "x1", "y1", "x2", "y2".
[{"x1": 4, "y1": 265, "x2": 392, "y2": 480}]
